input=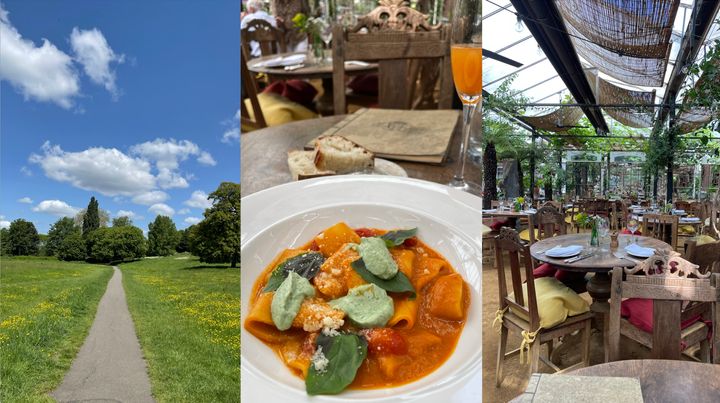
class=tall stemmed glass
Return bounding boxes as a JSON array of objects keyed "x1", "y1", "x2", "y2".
[{"x1": 448, "y1": 0, "x2": 482, "y2": 192}]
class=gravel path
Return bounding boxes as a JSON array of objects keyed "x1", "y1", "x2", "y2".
[{"x1": 52, "y1": 266, "x2": 154, "y2": 403}]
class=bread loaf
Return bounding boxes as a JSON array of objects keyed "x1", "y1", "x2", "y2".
[
  {"x1": 287, "y1": 150, "x2": 335, "y2": 181},
  {"x1": 313, "y1": 135, "x2": 374, "y2": 174}
]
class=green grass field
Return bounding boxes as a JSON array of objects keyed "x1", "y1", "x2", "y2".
[
  {"x1": 0, "y1": 257, "x2": 113, "y2": 402},
  {"x1": 121, "y1": 254, "x2": 240, "y2": 402}
]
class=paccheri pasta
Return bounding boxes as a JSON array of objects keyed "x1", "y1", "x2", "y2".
[{"x1": 244, "y1": 222, "x2": 470, "y2": 395}]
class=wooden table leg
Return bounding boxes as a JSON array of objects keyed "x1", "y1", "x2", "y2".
[
  {"x1": 586, "y1": 271, "x2": 612, "y2": 362},
  {"x1": 316, "y1": 77, "x2": 335, "y2": 116}
]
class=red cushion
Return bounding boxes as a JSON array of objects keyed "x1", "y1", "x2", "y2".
[
  {"x1": 533, "y1": 263, "x2": 557, "y2": 278},
  {"x1": 620, "y1": 298, "x2": 702, "y2": 333},
  {"x1": 262, "y1": 80, "x2": 318, "y2": 108},
  {"x1": 347, "y1": 73, "x2": 378, "y2": 96},
  {"x1": 490, "y1": 219, "x2": 510, "y2": 231},
  {"x1": 620, "y1": 229, "x2": 642, "y2": 235}
]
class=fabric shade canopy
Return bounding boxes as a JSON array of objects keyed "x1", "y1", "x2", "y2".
[
  {"x1": 520, "y1": 106, "x2": 584, "y2": 132},
  {"x1": 585, "y1": 69, "x2": 656, "y2": 128}
]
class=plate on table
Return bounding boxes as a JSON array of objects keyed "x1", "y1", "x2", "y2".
[
  {"x1": 252, "y1": 53, "x2": 306, "y2": 68},
  {"x1": 625, "y1": 244, "x2": 655, "y2": 258},
  {"x1": 544, "y1": 245, "x2": 583, "y2": 258},
  {"x1": 369, "y1": 158, "x2": 407, "y2": 177},
  {"x1": 241, "y1": 175, "x2": 482, "y2": 403}
]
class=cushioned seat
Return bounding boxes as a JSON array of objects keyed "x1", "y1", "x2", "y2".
[
  {"x1": 519, "y1": 228, "x2": 539, "y2": 242},
  {"x1": 620, "y1": 298, "x2": 703, "y2": 334},
  {"x1": 692, "y1": 234, "x2": 717, "y2": 245},
  {"x1": 509, "y1": 277, "x2": 590, "y2": 329},
  {"x1": 242, "y1": 92, "x2": 318, "y2": 131},
  {"x1": 532, "y1": 263, "x2": 587, "y2": 293}
]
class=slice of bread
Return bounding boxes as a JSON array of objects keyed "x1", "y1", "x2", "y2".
[
  {"x1": 313, "y1": 135, "x2": 374, "y2": 174},
  {"x1": 288, "y1": 150, "x2": 335, "y2": 181}
]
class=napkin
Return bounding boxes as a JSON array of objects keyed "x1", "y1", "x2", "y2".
[
  {"x1": 524, "y1": 208, "x2": 537, "y2": 214},
  {"x1": 682, "y1": 217, "x2": 700, "y2": 222},
  {"x1": 625, "y1": 244, "x2": 654, "y2": 257},
  {"x1": 482, "y1": 209, "x2": 497, "y2": 213},
  {"x1": 671, "y1": 209, "x2": 686, "y2": 215},
  {"x1": 545, "y1": 245, "x2": 583, "y2": 257}
]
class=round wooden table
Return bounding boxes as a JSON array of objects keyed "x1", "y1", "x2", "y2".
[
  {"x1": 530, "y1": 234, "x2": 672, "y2": 311},
  {"x1": 572, "y1": 359, "x2": 720, "y2": 402},
  {"x1": 240, "y1": 116, "x2": 481, "y2": 197},
  {"x1": 247, "y1": 52, "x2": 378, "y2": 115}
]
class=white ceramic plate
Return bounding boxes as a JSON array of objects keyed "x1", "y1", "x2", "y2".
[
  {"x1": 241, "y1": 175, "x2": 482, "y2": 403},
  {"x1": 545, "y1": 245, "x2": 583, "y2": 258},
  {"x1": 625, "y1": 244, "x2": 655, "y2": 258},
  {"x1": 372, "y1": 158, "x2": 407, "y2": 177}
]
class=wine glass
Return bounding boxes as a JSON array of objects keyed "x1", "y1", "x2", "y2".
[
  {"x1": 319, "y1": 18, "x2": 333, "y2": 64},
  {"x1": 597, "y1": 217, "x2": 610, "y2": 251},
  {"x1": 627, "y1": 217, "x2": 639, "y2": 244},
  {"x1": 448, "y1": 0, "x2": 482, "y2": 192}
]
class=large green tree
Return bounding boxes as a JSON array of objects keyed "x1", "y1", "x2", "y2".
[
  {"x1": 176, "y1": 226, "x2": 194, "y2": 253},
  {"x1": 0, "y1": 228, "x2": 10, "y2": 255},
  {"x1": 112, "y1": 216, "x2": 133, "y2": 227},
  {"x1": 6, "y1": 219, "x2": 40, "y2": 256},
  {"x1": 46, "y1": 217, "x2": 80, "y2": 257},
  {"x1": 82, "y1": 197, "x2": 100, "y2": 236},
  {"x1": 148, "y1": 215, "x2": 179, "y2": 256},
  {"x1": 57, "y1": 232, "x2": 87, "y2": 261},
  {"x1": 191, "y1": 182, "x2": 240, "y2": 267},
  {"x1": 86, "y1": 226, "x2": 147, "y2": 263}
]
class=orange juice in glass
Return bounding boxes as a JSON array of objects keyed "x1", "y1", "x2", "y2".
[{"x1": 451, "y1": 45, "x2": 483, "y2": 104}]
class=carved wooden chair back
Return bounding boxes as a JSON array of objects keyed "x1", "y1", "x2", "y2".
[
  {"x1": 674, "y1": 200, "x2": 692, "y2": 212},
  {"x1": 528, "y1": 206, "x2": 566, "y2": 244},
  {"x1": 608, "y1": 251, "x2": 720, "y2": 362},
  {"x1": 643, "y1": 213, "x2": 679, "y2": 249},
  {"x1": 541, "y1": 200, "x2": 562, "y2": 212},
  {"x1": 241, "y1": 19, "x2": 286, "y2": 57},
  {"x1": 494, "y1": 227, "x2": 539, "y2": 330},
  {"x1": 331, "y1": 0, "x2": 453, "y2": 114},
  {"x1": 568, "y1": 200, "x2": 587, "y2": 233},
  {"x1": 685, "y1": 239, "x2": 720, "y2": 274},
  {"x1": 241, "y1": 47, "x2": 267, "y2": 130}
]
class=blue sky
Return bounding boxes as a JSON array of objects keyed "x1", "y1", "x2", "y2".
[{"x1": 1, "y1": 0, "x2": 240, "y2": 233}]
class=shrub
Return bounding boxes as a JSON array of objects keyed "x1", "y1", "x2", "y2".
[
  {"x1": 57, "y1": 232, "x2": 87, "y2": 261},
  {"x1": 86, "y1": 226, "x2": 147, "y2": 263}
]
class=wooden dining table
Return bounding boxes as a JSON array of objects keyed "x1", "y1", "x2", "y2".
[
  {"x1": 571, "y1": 359, "x2": 720, "y2": 402},
  {"x1": 246, "y1": 52, "x2": 378, "y2": 115},
  {"x1": 530, "y1": 233, "x2": 673, "y2": 361},
  {"x1": 240, "y1": 115, "x2": 481, "y2": 197}
]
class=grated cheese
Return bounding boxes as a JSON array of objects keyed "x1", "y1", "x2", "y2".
[{"x1": 311, "y1": 346, "x2": 329, "y2": 373}]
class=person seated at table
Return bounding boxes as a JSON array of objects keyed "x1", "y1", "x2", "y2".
[
  {"x1": 242, "y1": 0, "x2": 279, "y2": 58},
  {"x1": 620, "y1": 228, "x2": 642, "y2": 235}
]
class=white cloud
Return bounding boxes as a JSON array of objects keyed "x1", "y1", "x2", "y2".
[
  {"x1": 184, "y1": 190, "x2": 212, "y2": 209},
  {"x1": 221, "y1": 109, "x2": 240, "y2": 144},
  {"x1": 116, "y1": 210, "x2": 136, "y2": 219},
  {"x1": 70, "y1": 27, "x2": 124, "y2": 98},
  {"x1": 30, "y1": 141, "x2": 156, "y2": 196},
  {"x1": 0, "y1": 215, "x2": 10, "y2": 229},
  {"x1": 148, "y1": 203, "x2": 174, "y2": 217},
  {"x1": 198, "y1": 151, "x2": 216, "y2": 166},
  {"x1": 178, "y1": 208, "x2": 190, "y2": 215},
  {"x1": 0, "y1": 5, "x2": 80, "y2": 108},
  {"x1": 17, "y1": 197, "x2": 33, "y2": 204},
  {"x1": 131, "y1": 190, "x2": 168, "y2": 205},
  {"x1": 221, "y1": 127, "x2": 240, "y2": 144},
  {"x1": 130, "y1": 138, "x2": 215, "y2": 189},
  {"x1": 20, "y1": 166, "x2": 32, "y2": 176},
  {"x1": 184, "y1": 216, "x2": 201, "y2": 225},
  {"x1": 33, "y1": 200, "x2": 79, "y2": 217}
]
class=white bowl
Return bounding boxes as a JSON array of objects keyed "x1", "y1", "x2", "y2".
[{"x1": 241, "y1": 176, "x2": 483, "y2": 402}]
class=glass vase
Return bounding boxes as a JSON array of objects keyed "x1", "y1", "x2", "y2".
[{"x1": 590, "y1": 223, "x2": 599, "y2": 247}]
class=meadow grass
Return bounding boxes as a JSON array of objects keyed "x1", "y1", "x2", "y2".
[
  {"x1": 0, "y1": 257, "x2": 113, "y2": 402},
  {"x1": 121, "y1": 253, "x2": 240, "y2": 402}
]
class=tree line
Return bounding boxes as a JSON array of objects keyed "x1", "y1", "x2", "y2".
[{"x1": 0, "y1": 182, "x2": 240, "y2": 267}]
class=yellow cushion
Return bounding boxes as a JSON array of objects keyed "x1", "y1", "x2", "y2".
[
  {"x1": 565, "y1": 216, "x2": 573, "y2": 224},
  {"x1": 509, "y1": 277, "x2": 590, "y2": 329},
  {"x1": 519, "y1": 228, "x2": 540, "y2": 242},
  {"x1": 679, "y1": 225, "x2": 696, "y2": 235},
  {"x1": 693, "y1": 235, "x2": 718, "y2": 245},
  {"x1": 243, "y1": 92, "x2": 318, "y2": 127}
]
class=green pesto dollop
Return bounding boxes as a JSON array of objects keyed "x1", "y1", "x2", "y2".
[
  {"x1": 356, "y1": 237, "x2": 398, "y2": 280},
  {"x1": 329, "y1": 284, "x2": 394, "y2": 328},
  {"x1": 271, "y1": 271, "x2": 315, "y2": 331}
]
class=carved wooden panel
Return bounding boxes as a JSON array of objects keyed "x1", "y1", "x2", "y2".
[{"x1": 350, "y1": 0, "x2": 439, "y2": 33}]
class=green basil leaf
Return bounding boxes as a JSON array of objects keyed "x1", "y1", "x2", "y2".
[
  {"x1": 380, "y1": 228, "x2": 418, "y2": 247},
  {"x1": 351, "y1": 258, "x2": 416, "y2": 298},
  {"x1": 306, "y1": 333, "x2": 367, "y2": 395},
  {"x1": 263, "y1": 252, "x2": 325, "y2": 292}
]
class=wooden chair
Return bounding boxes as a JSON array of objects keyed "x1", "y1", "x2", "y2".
[
  {"x1": 527, "y1": 205, "x2": 566, "y2": 244},
  {"x1": 241, "y1": 19, "x2": 286, "y2": 58},
  {"x1": 241, "y1": 47, "x2": 267, "y2": 130},
  {"x1": 608, "y1": 250, "x2": 720, "y2": 363},
  {"x1": 685, "y1": 239, "x2": 720, "y2": 274},
  {"x1": 331, "y1": 1, "x2": 453, "y2": 114},
  {"x1": 494, "y1": 228, "x2": 592, "y2": 385},
  {"x1": 642, "y1": 214, "x2": 679, "y2": 250},
  {"x1": 541, "y1": 200, "x2": 562, "y2": 212}
]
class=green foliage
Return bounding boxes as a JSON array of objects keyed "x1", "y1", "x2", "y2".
[
  {"x1": 74, "y1": 207, "x2": 110, "y2": 229},
  {"x1": 6, "y1": 219, "x2": 40, "y2": 256},
  {"x1": 46, "y1": 217, "x2": 80, "y2": 257},
  {"x1": 86, "y1": 226, "x2": 147, "y2": 263},
  {"x1": 148, "y1": 215, "x2": 179, "y2": 256},
  {"x1": 0, "y1": 228, "x2": 9, "y2": 255},
  {"x1": 82, "y1": 197, "x2": 100, "y2": 237},
  {"x1": 176, "y1": 227, "x2": 193, "y2": 253},
  {"x1": 57, "y1": 232, "x2": 87, "y2": 261},
  {"x1": 112, "y1": 216, "x2": 133, "y2": 227},
  {"x1": 190, "y1": 182, "x2": 240, "y2": 267}
]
